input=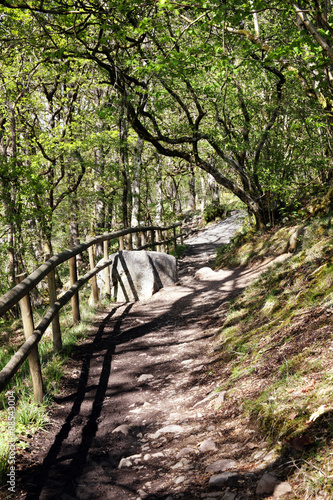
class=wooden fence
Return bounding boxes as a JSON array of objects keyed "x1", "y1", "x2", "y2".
[{"x1": 0, "y1": 223, "x2": 184, "y2": 401}]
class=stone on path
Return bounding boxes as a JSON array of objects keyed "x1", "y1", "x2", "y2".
[
  {"x1": 256, "y1": 473, "x2": 280, "y2": 494},
  {"x1": 137, "y1": 374, "x2": 154, "y2": 383},
  {"x1": 176, "y1": 446, "x2": 196, "y2": 459},
  {"x1": 148, "y1": 424, "x2": 183, "y2": 439},
  {"x1": 208, "y1": 472, "x2": 240, "y2": 488},
  {"x1": 205, "y1": 459, "x2": 237, "y2": 473},
  {"x1": 199, "y1": 438, "x2": 218, "y2": 452},
  {"x1": 274, "y1": 481, "x2": 293, "y2": 497},
  {"x1": 174, "y1": 476, "x2": 186, "y2": 484},
  {"x1": 118, "y1": 457, "x2": 132, "y2": 468},
  {"x1": 195, "y1": 267, "x2": 217, "y2": 280},
  {"x1": 112, "y1": 424, "x2": 131, "y2": 435}
]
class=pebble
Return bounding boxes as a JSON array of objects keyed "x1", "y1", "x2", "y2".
[
  {"x1": 199, "y1": 438, "x2": 218, "y2": 452},
  {"x1": 263, "y1": 449, "x2": 278, "y2": 462},
  {"x1": 112, "y1": 424, "x2": 131, "y2": 435},
  {"x1": 222, "y1": 493, "x2": 237, "y2": 500},
  {"x1": 137, "y1": 374, "x2": 154, "y2": 383},
  {"x1": 205, "y1": 459, "x2": 237, "y2": 473},
  {"x1": 193, "y1": 364, "x2": 204, "y2": 372},
  {"x1": 273, "y1": 481, "x2": 293, "y2": 497},
  {"x1": 174, "y1": 476, "x2": 186, "y2": 484},
  {"x1": 256, "y1": 473, "x2": 279, "y2": 494},
  {"x1": 148, "y1": 424, "x2": 183, "y2": 439},
  {"x1": 171, "y1": 458, "x2": 191, "y2": 469},
  {"x1": 214, "y1": 391, "x2": 227, "y2": 409},
  {"x1": 118, "y1": 458, "x2": 132, "y2": 468},
  {"x1": 208, "y1": 472, "x2": 240, "y2": 488},
  {"x1": 176, "y1": 446, "x2": 196, "y2": 458}
]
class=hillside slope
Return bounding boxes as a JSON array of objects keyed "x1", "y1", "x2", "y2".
[{"x1": 212, "y1": 215, "x2": 333, "y2": 499}]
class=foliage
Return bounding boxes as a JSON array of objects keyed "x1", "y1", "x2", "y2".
[
  {"x1": 203, "y1": 201, "x2": 225, "y2": 223},
  {"x1": 0, "y1": 0, "x2": 332, "y2": 236}
]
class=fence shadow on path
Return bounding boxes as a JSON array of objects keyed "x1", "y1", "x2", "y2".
[{"x1": 21, "y1": 304, "x2": 134, "y2": 500}]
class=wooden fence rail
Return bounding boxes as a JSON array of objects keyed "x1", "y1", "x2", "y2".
[{"x1": 0, "y1": 222, "x2": 184, "y2": 400}]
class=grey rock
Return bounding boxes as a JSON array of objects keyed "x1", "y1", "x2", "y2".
[
  {"x1": 222, "y1": 493, "x2": 237, "y2": 500},
  {"x1": 112, "y1": 424, "x2": 131, "y2": 435},
  {"x1": 118, "y1": 457, "x2": 132, "y2": 468},
  {"x1": 199, "y1": 438, "x2": 218, "y2": 452},
  {"x1": 205, "y1": 459, "x2": 237, "y2": 473},
  {"x1": 176, "y1": 446, "x2": 196, "y2": 458},
  {"x1": 137, "y1": 374, "x2": 154, "y2": 383},
  {"x1": 148, "y1": 424, "x2": 183, "y2": 439},
  {"x1": 256, "y1": 473, "x2": 279, "y2": 495},
  {"x1": 214, "y1": 391, "x2": 227, "y2": 409},
  {"x1": 274, "y1": 481, "x2": 293, "y2": 497},
  {"x1": 97, "y1": 250, "x2": 177, "y2": 302},
  {"x1": 174, "y1": 476, "x2": 186, "y2": 484},
  {"x1": 208, "y1": 472, "x2": 240, "y2": 488},
  {"x1": 195, "y1": 267, "x2": 216, "y2": 280}
]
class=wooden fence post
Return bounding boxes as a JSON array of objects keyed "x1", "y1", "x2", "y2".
[
  {"x1": 150, "y1": 229, "x2": 155, "y2": 251},
  {"x1": 16, "y1": 273, "x2": 44, "y2": 403},
  {"x1": 173, "y1": 226, "x2": 177, "y2": 252},
  {"x1": 69, "y1": 255, "x2": 80, "y2": 324},
  {"x1": 156, "y1": 229, "x2": 162, "y2": 252},
  {"x1": 119, "y1": 235, "x2": 124, "y2": 251},
  {"x1": 47, "y1": 268, "x2": 62, "y2": 353},
  {"x1": 141, "y1": 230, "x2": 146, "y2": 247},
  {"x1": 163, "y1": 230, "x2": 168, "y2": 253},
  {"x1": 103, "y1": 237, "x2": 111, "y2": 297},
  {"x1": 127, "y1": 233, "x2": 133, "y2": 250},
  {"x1": 88, "y1": 245, "x2": 99, "y2": 304}
]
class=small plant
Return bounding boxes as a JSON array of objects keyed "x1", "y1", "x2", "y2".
[
  {"x1": 0, "y1": 434, "x2": 9, "y2": 484},
  {"x1": 203, "y1": 201, "x2": 225, "y2": 223},
  {"x1": 16, "y1": 398, "x2": 49, "y2": 432},
  {"x1": 169, "y1": 243, "x2": 187, "y2": 259}
]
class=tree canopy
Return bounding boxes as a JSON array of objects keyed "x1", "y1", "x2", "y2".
[{"x1": 0, "y1": 0, "x2": 333, "y2": 285}]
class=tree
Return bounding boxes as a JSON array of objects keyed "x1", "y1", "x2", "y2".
[{"x1": 0, "y1": 0, "x2": 332, "y2": 230}]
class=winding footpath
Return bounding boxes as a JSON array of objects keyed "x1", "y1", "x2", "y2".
[{"x1": 12, "y1": 212, "x2": 292, "y2": 500}]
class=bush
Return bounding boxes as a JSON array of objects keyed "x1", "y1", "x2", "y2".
[{"x1": 204, "y1": 202, "x2": 225, "y2": 222}]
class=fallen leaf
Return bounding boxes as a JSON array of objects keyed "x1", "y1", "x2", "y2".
[
  {"x1": 301, "y1": 382, "x2": 316, "y2": 393},
  {"x1": 286, "y1": 388, "x2": 294, "y2": 393},
  {"x1": 289, "y1": 412, "x2": 297, "y2": 420}
]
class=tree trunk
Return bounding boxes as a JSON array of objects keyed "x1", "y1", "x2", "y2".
[
  {"x1": 207, "y1": 174, "x2": 220, "y2": 203},
  {"x1": 199, "y1": 174, "x2": 207, "y2": 213},
  {"x1": 119, "y1": 106, "x2": 130, "y2": 228},
  {"x1": 131, "y1": 136, "x2": 144, "y2": 247},
  {"x1": 155, "y1": 155, "x2": 163, "y2": 224},
  {"x1": 188, "y1": 163, "x2": 196, "y2": 211}
]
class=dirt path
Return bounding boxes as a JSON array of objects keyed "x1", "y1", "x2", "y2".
[{"x1": 13, "y1": 214, "x2": 290, "y2": 500}]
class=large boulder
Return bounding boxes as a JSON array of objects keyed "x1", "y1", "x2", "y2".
[{"x1": 97, "y1": 250, "x2": 177, "y2": 302}]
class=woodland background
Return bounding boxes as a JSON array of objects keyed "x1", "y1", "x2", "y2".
[{"x1": 0, "y1": 0, "x2": 333, "y2": 296}]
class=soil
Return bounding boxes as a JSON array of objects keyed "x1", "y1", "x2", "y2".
[{"x1": 4, "y1": 213, "x2": 294, "y2": 500}]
